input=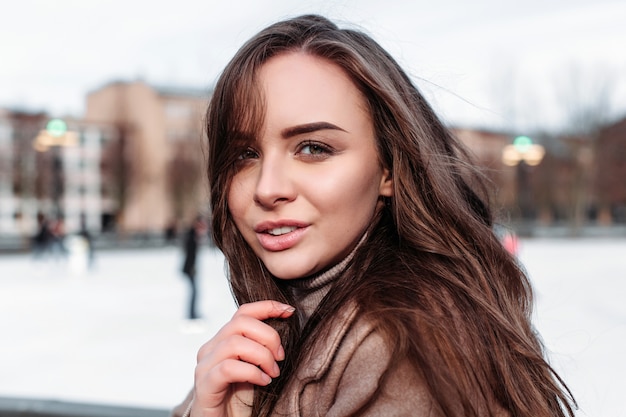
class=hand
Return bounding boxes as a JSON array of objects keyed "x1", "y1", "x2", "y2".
[{"x1": 190, "y1": 300, "x2": 295, "y2": 417}]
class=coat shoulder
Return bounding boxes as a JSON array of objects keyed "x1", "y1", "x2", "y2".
[{"x1": 293, "y1": 305, "x2": 441, "y2": 416}]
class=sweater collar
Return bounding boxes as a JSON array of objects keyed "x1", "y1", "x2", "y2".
[{"x1": 284, "y1": 235, "x2": 364, "y2": 325}]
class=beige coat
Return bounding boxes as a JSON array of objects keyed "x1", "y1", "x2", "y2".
[
  {"x1": 173, "y1": 301, "x2": 443, "y2": 417},
  {"x1": 271, "y1": 301, "x2": 441, "y2": 416},
  {"x1": 174, "y1": 294, "x2": 514, "y2": 416}
]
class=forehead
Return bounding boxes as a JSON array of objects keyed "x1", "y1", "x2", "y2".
[{"x1": 256, "y1": 52, "x2": 371, "y2": 131}]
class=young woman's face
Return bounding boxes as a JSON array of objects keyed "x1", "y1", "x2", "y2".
[{"x1": 228, "y1": 52, "x2": 393, "y2": 279}]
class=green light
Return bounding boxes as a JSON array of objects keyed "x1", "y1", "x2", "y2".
[
  {"x1": 513, "y1": 135, "x2": 532, "y2": 153},
  {"x1": 46, "y1": 119, "x2": 67, "y2": 137}
]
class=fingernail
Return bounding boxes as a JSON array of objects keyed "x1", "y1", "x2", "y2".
[
  {"x1": 262, "y1": 373, "x2": 272, "y2": 385},
  {"x1": 272, "y1": 362, "x2": 280, "y2": 376},
  {"x1": 277, "y1": 344, "x2": 285, "y2": 361},
  {"x1": 282, "y1": 305, "x2": 295, "y2": 313}
]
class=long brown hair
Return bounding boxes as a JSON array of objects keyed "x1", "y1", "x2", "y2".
[{"x1": 206, "y1": 14, "x2": 575, "y2": 417}]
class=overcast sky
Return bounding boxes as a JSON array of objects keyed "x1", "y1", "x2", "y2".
[{"x1": 2, "y1": 0, "x2": 625, "y2": 131}]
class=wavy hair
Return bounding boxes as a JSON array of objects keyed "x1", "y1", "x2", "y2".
[{"x1": 205, "y1": 14, "x2": 575, "y2": 417}]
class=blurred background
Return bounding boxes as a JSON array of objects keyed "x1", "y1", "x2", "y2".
[
  {"x1": 0, "y1": 0, "x2": 625, "y2": 416},
  {"x1": 1, "y1": 0, "x2": 626, "y2": 242}
]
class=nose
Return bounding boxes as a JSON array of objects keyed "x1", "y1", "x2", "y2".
[{"x1": 253, "y1": 156, "x2": 296, "y2": 208}]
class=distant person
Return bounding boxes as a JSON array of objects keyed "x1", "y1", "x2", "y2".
[
  {"x1": 494, "y1": 224, "x2": 520, "y2": 256},
  {"x1": 78, "y1": 214, "x2": 95, "y2": 269},
  {"x1": 173, "y1": 15, "x2": 575, "y2": 417},
  {"x1": 181, "y1": 216, "x2": 207, "y2": 320},
  {"x1": 49, "y1": 218, "x2": 68, "y2": 259},
  {"x1": 32, "y1": 212, "x2": 52, "y2": 259},
  {"x1": 165, "y1": 220, "x2": 178, "y2": 245},
  {"x1": 502, "y1": 230, "x2": 520, "y2": 255}
]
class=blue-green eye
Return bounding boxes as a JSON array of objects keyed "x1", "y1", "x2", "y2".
[{"x1": 299, "y1": 141, "x2": 331, "y2": 156}]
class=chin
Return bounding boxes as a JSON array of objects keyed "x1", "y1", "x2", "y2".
[
  {"x1": 266, "y1": 263, "x2": 320, "y2": 281},
  {"x1": 270, "y1": 270, "x2": 309, "y2": 280}
]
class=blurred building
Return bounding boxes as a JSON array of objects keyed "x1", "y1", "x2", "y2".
[
  {"x1": 595, "y1": 117, "x2": 626, "y2": 223},
  {"x1": 2, "y1": 82, "x2": 623, "y2": 245},
  {"x1": 0, "y1": 108, "x2": 117, "y2": 238},
  {"x1": 0, "y1": 109, "x2": 44, "y2": 236},
  {"x1": 458, "y1": 119, "x2": 626, "y2": 228},
  {"x1": 50, "y1": 118, "x2": 119, "y2": 234},
  {"x1": 86, "y1": 80, "x2": 210, "y2": 234},
  {"x1": 452, "y1": 128, "x2": 517, "y2": 215}
]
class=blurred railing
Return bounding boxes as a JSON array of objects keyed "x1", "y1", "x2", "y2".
[
  {"x1": 0, "y1": 397, "x2": 169, "y2": 417},
  {"x1": 1, "y1": 224, "x2": 625, "y2": 255},
  {"x1": 0, "y1": 231, "x2": 214, "y2": 255}
]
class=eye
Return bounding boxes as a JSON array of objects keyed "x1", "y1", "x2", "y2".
[
  {"x1": 298, "y1": 141, "x2": 333, "y2": 157},
  {"x1": 238, "y1": 147, "x2": 259, "y2": 160}
]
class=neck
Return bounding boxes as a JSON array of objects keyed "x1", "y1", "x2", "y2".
[{"x1": 285, "y1": 235, "x2": 364, "y2": 325}]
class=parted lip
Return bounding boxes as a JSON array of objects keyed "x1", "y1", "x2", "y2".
[{"x1": 254, "y1": 220, "x2": 309, "y2": 233}]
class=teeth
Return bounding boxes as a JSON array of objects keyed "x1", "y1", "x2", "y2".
[{"x1": 267, "y1": 226, "x2": 297, "y2": 236}]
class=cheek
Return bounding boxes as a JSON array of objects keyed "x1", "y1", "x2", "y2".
[
  {"x1": 227, "y1": 177, "x2": 249, "y2": 224},
  {"x1": 314, "y1": 167, "x2": 383, "y2": 212}
]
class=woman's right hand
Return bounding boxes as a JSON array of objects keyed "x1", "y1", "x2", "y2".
[{"x1": 189, "y1": 300, "x2": 295, "y2": 417}]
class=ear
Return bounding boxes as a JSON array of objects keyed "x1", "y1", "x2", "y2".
[{"x1": 378, "y1": 168, "x2": 393, "y2": 197}]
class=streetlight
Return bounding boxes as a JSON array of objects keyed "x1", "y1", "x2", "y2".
[
  {"x1": 502, "y1": 136, "x2": 545, "y2": 167},
  {"x1": 33, "y1": 119, "x2": 78, "y2": 217},
  {"x1": 502, "y1": 136, "x2": 546, "y2": 229},
  {"x1": 33, "y1": 119, "x2": 78, "y2": 151}
]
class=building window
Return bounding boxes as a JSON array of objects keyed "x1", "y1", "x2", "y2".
[
  {"x1": 0, "y1": 122, "x2": 12, "y2": 145},
  {"x1": 166, "y1": 102, "x2": 191, "y2": 119}
]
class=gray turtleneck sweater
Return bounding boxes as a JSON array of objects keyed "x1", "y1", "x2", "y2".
[{"x1": 285, "y1": 247, "x2": 356, "y2": 327}]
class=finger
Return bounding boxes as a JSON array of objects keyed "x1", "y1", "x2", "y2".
[
  {"x1": 198, "y1": 315, "x2": 284, "y2": 363},
  {"x1": 196, "y1": 358, "x2": 272, "y2": 394},
  {"x1": 234, "y1": 301, "x2": 294, "y2": 360},
  {"x1": 192, "y1": 361, "x2": 267, "y2": 414},
  {"x1": 235, "y1": 300, "x2": 295, "y2": 320},
  {"x1": 199, "y1": 301, "x2": 294, "y2": 361},
  {"x1": 199, "y1": 334, "x2": 281, "y2": 378}
]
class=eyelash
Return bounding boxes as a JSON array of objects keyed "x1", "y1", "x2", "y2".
[
  {"x1": 297, "y1": 140, "x2": 334, "y2": 157},
  {"x1": 235, "y1": 140, "x2": 334, "y2": 162},
  {"x1": 237, "y1": 147, "x2": 259, "y2": 160}
]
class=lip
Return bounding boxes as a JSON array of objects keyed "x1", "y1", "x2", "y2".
[{"x1": 255, "y1": 220, "x2": 309, "y2": 252}]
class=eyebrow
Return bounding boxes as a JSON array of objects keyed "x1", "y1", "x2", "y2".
[{"x1": 280, "y1": 122, "x2": 347, "y2": 138}]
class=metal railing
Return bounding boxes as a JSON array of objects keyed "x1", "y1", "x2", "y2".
[{"x1": 0, "y1": 397, "x2": 170, "y2": 417}]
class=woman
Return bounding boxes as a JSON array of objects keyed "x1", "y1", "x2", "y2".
[{"x1": 175, "y1": 14, "x2": 575, "y2": 417}]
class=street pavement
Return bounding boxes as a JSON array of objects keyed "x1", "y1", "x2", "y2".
[
  {"x1": 1, "y1": 238, "x2": 625, "y2": 416},
  {"x1": 0, "y1": 244, "x2": 236, "y2": 412}
]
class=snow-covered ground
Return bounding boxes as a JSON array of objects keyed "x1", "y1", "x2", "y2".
[
  {"x1": 518, "y1": 238, "x2": 626, "y2": 417},
  {"x1": 0, "y1": 238, "x2": 624, "y2": 416}
]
